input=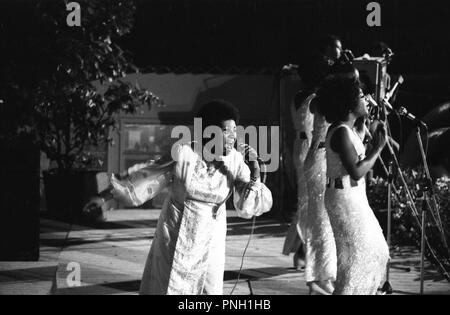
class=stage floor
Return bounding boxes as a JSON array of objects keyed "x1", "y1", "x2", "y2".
[{"x1": 1, "y1": 209, "x2": 450, "y2": 295}]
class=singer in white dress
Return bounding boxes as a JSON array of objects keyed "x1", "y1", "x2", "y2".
[
  {"x1": 317, "y1": 76, "x2": 389, "y2": 295},
  {"x1": 85, "y1": 100, "x2": 273, "y2": 295},
  {"x1": 282, "y1": 91, "x2": 314, "y2": 266},
  {"x1": 137, "y1": 142, "x2": 272, "y2": 295},
  {"x1": 283, "y1": 35, "x2": 343, "y2": 264},
  {"x1": 303, "y1": 102, "x2": 337, "y2": 295}
]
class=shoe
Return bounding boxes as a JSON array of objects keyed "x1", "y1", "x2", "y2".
[{"x1": 308, "y1": 282, "x2": 332, "y2": 295}]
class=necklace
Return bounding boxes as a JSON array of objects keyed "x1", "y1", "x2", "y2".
[{"x1": 194, "y1": 159, "x2": 217, "y2": 178}]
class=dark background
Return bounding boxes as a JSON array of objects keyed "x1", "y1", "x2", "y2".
[
  {"x1": 2, "y1": 0, "x2": 450, "y2": 116},
  {"x1": 119, "y1": 0, "x2": 450, "y2": 170},
  {"x1": 123, "y1": 0, "x2": 450, "y2": 74},
  {"x1": 123, "y1": 0, "x2": 450, "y2": 123}
]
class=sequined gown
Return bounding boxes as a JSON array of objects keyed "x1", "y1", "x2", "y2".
[
  {"x1": 111, "y1": 144, "x2": 273, "y2": 295},
  {"x1": 304, "y1": 112, "x2": 337, "y2": 283},
  {"x1": 324, "y1": 124, "x2": 389, "y2": 295},
  {"x1": 282, "y1": 93, "x2": 314, "y2": 255}
]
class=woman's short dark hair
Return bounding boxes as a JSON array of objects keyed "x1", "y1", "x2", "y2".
[
  {"x1": 328, "y1": 63, "x2": 368, "y2": 93},
  {"x1": 318, "y1": 34, "x2": 341, "y2": 54},
  {"x1": 197, "y1": 99, "x2": 240, "y2": 129},
  {"x1": 315, "y1": 76, "x2": 362, "y2": 124},
  {"x1": 370, "y1": 41, "x2": 390, "y2": 58},
  {"x1": 329, "y1": 62, "x2": 357, "y2": 77}
]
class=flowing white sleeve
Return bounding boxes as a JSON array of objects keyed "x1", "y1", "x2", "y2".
[
  {"x1": 233, "y1": 155, "x2": 273, "y2": 219},
  {"x1": 110, "y1": 161, "x2": 175, "y2": 207}
]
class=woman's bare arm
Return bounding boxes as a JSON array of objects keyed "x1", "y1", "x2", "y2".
[{"x1": 330, "y1": 125, "x2": 386, "y2": 181}]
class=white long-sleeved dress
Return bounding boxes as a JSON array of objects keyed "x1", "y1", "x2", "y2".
[{"x1": 111, "y1": 144, "x2": 273, "y2": 295}]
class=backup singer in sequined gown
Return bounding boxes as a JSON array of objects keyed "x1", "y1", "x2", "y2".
[
  {"x1": 84, "y1": 100, "x2": 273, "y2": 295},
  {"x1": 316, "y1": 76, "x2": 389, "y2": 295},
  {"x1": 286, "y1": 36, "x2": 344, "y2": 272},
  {"x1": 282, "y1": 92, "x2": 314, "y2": 266},
  {"x1": 286, "y1": 35, "x2": 344, "y2": 267},
  {"x1": 304, "y1": 105, "x2": 336, "y2": 295}
]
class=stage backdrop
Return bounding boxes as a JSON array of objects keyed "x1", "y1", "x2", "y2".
[{"x1": 104, "y1": 71, "x2": 302, "y2": 220}]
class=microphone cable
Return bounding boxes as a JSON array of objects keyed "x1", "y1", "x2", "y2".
[{"x1": 230, "y1": 160, "x2": 267, "y2": 295}]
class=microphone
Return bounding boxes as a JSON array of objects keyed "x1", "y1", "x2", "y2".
[
  {"x1": 366, "y1": 94, "x2": 379, "y2": 108},
  {"x1": 282, "y1": 64, "x2": 298, "y2": 72},
  {"x1": 238, "y1": 143, "x2": 261, "y2": 164},
  {"x1": 343, "y1": 49, "x2": 355, "y2": 59},
  {"x1": 385, "y1": 75, "x2": 404, "y2": 102},
  {"x1": 368, "y1": 94, "x2": 427, "y2": 128},
  {"x1": 339, "y1": 49, "x2": 355, "y2": 64},
  {"x1": 366, "y1": 94, "x2": 394, "y2": 112},
  {"x1": 397, "y1": 107, "x2": 427, "y2": 128}
]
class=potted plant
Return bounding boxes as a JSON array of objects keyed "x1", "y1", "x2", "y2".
[{"x1": 1, "y1": 0, "x2": 161, "y2": 223}]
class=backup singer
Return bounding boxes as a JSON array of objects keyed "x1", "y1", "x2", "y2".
[
  {"x1": 302, "y1": 64, "x2": 359, "y2": 295},
  {"x1": 84, "y1": 100, "x2": 273, "y2": 295},
  {"x1": 303, "y1": 94, "x2": 336, "y2": 295},
  {"x1": 316, "y1": 76, "x2": 389, "y2": 295},
  {"x1": 282, "y1": 35, "x2": 342, "y2": 269},
  {"x1": 282, "y1": 90, "x2": 314, "y2": 269}
]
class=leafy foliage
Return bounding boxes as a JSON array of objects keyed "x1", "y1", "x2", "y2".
[
  {"x1": 0, "y1": 0, "x2": 161, "y2": 171},
  {"x1": 368, "y1": 170, "x2": 450, "y2": 280}
]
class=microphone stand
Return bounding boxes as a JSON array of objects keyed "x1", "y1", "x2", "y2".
[
  {"x1": 420, "y1": 198, "x2": 427, "y2": 295},
  {"x1": 415, "y1": 124, "x2": 432, "y2": 295},
  {"x1": 278, "y1": 67, "x2": 287, "y2": 223},
  {"x1": 377, "y1": 99, "x2": 450, "y2": 292},
  {"x1": 385, "y1": 109, "x2": 450, "y2": 293},
  {"x1": 378, "y1": 99, "x2": 423, "y2": 294},
  {"x1": 381, "y1": 161, "x2": 394, "y2": 294},
  {"x1": 414, "y1": 122, "x2": 450, "y2": 292},
  {"x1": 381, "y1": 100, "x2": 420, "y2": 221}
]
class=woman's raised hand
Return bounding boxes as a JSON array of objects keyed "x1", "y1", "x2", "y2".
[
  {"x1": 239, "y1": 144, "x2": 261, "y2": 180},
  {"x1": 372, "y1": 121, "x2": 388, "y2": 151},
  {"x1": 239, "y1": 144, "x2": 258, "y2": 162}
]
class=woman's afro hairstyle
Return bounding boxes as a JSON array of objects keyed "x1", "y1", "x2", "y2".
[
  {"x1": 196, "y1": 99, "x2": 240, "y2": 128},
  {"x1": 314, "y1": 76, "x2": 362, "y2": 124}
]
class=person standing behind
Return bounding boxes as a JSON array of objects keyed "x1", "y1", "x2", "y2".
[
  {"x1": 303, "y1": 52, "x2": 361, "y2": 295},
  {"x1": 283, "y1": 35, "x2": 344, "y2": 270},
  {"x1": 303, "y1": 94, "x2": 335, "y2": 295},
  {"x1": 282, "y1": 89, "x2": 314, "y2": 269},
  {"x1": 317, "y1": 76, "x2": 389, "y2": 295}
]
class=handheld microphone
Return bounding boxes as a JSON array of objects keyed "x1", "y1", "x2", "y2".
[
  {"x1": 397, "y1": 107, "x2": 427, "y2": 128},
  {"x1": 340, "y1": 49, "x2": 355, "y2": 64},
  {"x1": 366, "y1": 94, "x2": 394, "y2": 112},
  {"x1": 343, "y1": 49, "x2": 355, "y2": 59}
]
